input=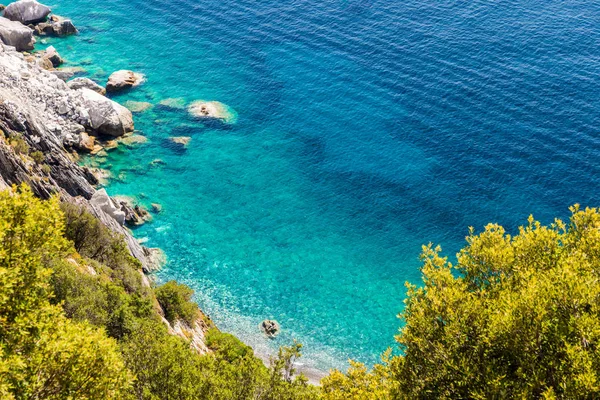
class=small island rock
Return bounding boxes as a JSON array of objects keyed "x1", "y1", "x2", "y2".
[
  {"x1": 188, "y1": 100, "x2": 237, "y2": 124},
  {"x1": 0, "y1": 16, "x2": 34, "y2": 51},
  {"x1": 35, "y1": 14, "x2": 77, "y2": 36},
  {"x1": 106, "y1": 70, "x2": 144, "y2": 93},
  {"x1": 260, "y1": 319, "x2": 280, "y2": 338},
  {"x1": 3, "y1": 0, "x2": 50, "y2": 25}
]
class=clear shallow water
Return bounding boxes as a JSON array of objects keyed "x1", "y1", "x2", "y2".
[{"x1": 44, "y1": 0, "x2": 600, "y2": 371}]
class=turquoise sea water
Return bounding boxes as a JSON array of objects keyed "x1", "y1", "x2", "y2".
[{"x1": 42, "y1": 0, "x2": 600, "y2": 372}]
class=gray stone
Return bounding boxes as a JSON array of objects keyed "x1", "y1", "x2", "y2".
[
  {"x1": 3, "y1": 0, "x2": 50, "y2": 24},
  {"x1": 67, "y1": 77, "x2": 106, "y2": 95},
  {"x1": 78, "y1": 88, "x2": 134, "y2": 137},
  {"x1": 0, "y1": 16, "x2": 34, "y2": 51},
  {"x1": 106, "y1": 69, "x2": 144, "y2": 93}
]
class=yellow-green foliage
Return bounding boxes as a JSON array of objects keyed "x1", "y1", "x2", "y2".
[
  {"x1": 0, "y1": 185, "x2": 131, "y2": 399},
  {"x1": 10, "y1": 181, "x2": 600, "y2": 399},
  {"x1": 0, "y1": 185, "x2": 320, "y2": 399},
  {"x1": 394, "y1": 206, "x2": 600, "y2": 399},
  {"x1": 155, "y1": 280, "x2": 199, "y2": 325},
  {"x1": 8, "y1": 134, "x2": 29, "y2": 155}
]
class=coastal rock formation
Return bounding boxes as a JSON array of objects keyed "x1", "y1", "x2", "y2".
[
  {"x1": 260, "y1": 319, "x2": 280, "y2": 338},
  {"x1": 188, "y1": 100, "x2": 237, "y2": 123},
  {"x1": 79, "y1": 88, "x2": 134, "y2": 137},
  {"x1": 3, "y1": 0, "x2": 50, "y2": 25},
  {"x1": 90, "y1": 188, "x2": 126, "y2": 225},
  {"x1": 67, "y1": 77, "x2": 106, "y2": 95},
  {"x1": 106, "y1": 69, "x2": 144, "y2": 93},
  {"x1": 43, "y1": 45, "x2": 62, "y2": 67},
  {"x1": 75, "y1": 131, "x2": 95, "y2": 152},
  {"x1": 0, "y1": 42, "x2": 156, "y2": 272},
  {"x1": 34, "y1": 14, "x2": 77, "y2": 37},
  {"x1": 0, "y1": 16, "x2": 34, "y2": 50}
]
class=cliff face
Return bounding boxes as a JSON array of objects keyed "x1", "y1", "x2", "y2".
[{"x1": 0, "y1": 42, "x2": 156, "y2": 272}]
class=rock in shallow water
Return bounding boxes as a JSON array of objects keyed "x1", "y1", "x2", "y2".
[
  {"x1": 35, "y1": 14, "x2": 77, "y2": 37},
  {"x1": 260, "y1": 319, "x2": 280, "y2": 338},
  {"x1": 0, "y1": 16, "x2": 34, "y2": 51},
  {"x1": 124, "y1": 100, "x2": 152, "y2": 113},
  {"x1": 78, "y1": 88, "x2": 134, "y2": 137},
  {"x1": 106, "y1": 69, "x2": 144, "y2": 93},
  {"x1": 188, "y1": 100, "x2": 237, "y2": 124},
  {"x1": 3, "y1": 0, "x2": 50, "y2": 24}
]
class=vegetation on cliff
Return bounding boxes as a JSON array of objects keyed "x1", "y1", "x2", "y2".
[{"x1": 2, "y1": 184, "x2": 600, "y2": 398}]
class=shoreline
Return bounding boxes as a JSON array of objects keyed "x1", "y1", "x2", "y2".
[{"x1": 0, "y1": 0, "x2": 337, "y2": 381}]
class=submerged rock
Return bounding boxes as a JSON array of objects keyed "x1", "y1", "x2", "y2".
[
  {"x1": 188, "y1": 100, "x2": 237, "y2": 124},
  {"x1": 67, "y1": 77, "x2": 106, "y2": 95},
  {"x1": 118, "y1": 134, "x2": 147, "y2": 147},
  {"x1": 168, "y1": 136, "x2": 190, "y2": 150},
  {"x1": 78, "y1": 88, "x2": 134, "y2": 137},
  {"x1": 151, "y1": 203, "x2": 162, "y2": 213},
  {"x1": 106, "y1": 70, "x2": 144, "y2": 93},
  {"x1": 158, "y1": 97, "x2": 186, "y2": 110},
  {"x1": 3, "y1": 0, "x2": 50, "y2": 25},
  {"x1": 124, "y1": 100, "x2": 152, "y2": 113},
  {"x1": 260, "y1": 320, "x2": 280, "y2": 338},
  {"x1": 0, "y1": 16, "x2": 34, "y2": 51}
]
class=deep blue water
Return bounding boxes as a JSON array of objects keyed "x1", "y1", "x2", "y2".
[{"x1": 41, "y1": 0, "x2": 600, "y2": 372}]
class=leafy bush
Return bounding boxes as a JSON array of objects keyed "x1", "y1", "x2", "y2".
[
  {"x1": 9, "y1": 134, "x2": 29, "y2": 154},
  {"x1": 0, "y1": 185, "x2": 131, "y2": 398},
  {"x1": 155, "y1": 280, "x2": 199, "y2": 325},
  {"x1": 206, "y1": 328, "x2": 253, "y2": 362},
  {"x1": 30, "y1": 150, "x2": 44, "y2": 164},
  {"x1": 60, "y1": 202, "x2": 145, "y2": 294}
]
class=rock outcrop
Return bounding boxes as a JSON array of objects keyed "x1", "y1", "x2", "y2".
[
  {"x1": 0, "y1": 16, "x2": 34, "y2": 50},
  {"x1": 67, "y1": 77, "x2": 106, "y2": 95},
  {"x1": 3, "y1": 0, "x2": 50, "y2": 25},
  {"x1": 188, "y1": 100, "x2": 237, "y2": 123},
  {"x1": 0, "y1": 42, "x2": 156, "y2": 272},
  {"x1": 106, "y1": 69, "x2": 144, "y2": 93},
  {"x1": 79, "y1": 88, "x2": 134, "y2": 137},
  {"x1": 90, "y1": 188, "x2": 126, "y2": 225},
  {"x1": 43, "y1": 45, "x2": 62, "y2": 67},
  {"x1": 34, "y1": 14, "x2": 77, "y2": 37},
  {"x1": 260, "y1": 319, "x2": 280, "y2": 338}
]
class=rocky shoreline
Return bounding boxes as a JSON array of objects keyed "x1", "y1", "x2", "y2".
[{"x1": 0, "y1": 0, "x2": 215, "y2": 348}]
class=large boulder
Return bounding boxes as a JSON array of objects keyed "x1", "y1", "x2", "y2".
[
  {"x1": 105, "y1": 70, "x2": 144, "y2": 93},
  {"x1": 43, "y1": 45, "x2": 62, "y2": 67},
  {"x1": 260, "y1": 319, "x2": 280, "y2": 338},
  {"x1": 90, "y1": 188, "x2": 126, "y2": 226},
  {"x1": 67, "y1": 77, "x2": 105, "y2": 95},
  {"x1": 77, "y1": 88, "x2": 134, "y2": 137},
  {"x1": 0, "y1": 16, "x2": 34, "y2": 51},
  {"x1": 3, "y1": 0, "x2": 50, "y2": 24},
  {"x1": 34, "y1": 14, "x2": 77, "y2": 37}
]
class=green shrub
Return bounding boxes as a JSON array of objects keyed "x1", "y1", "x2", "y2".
[
  {"x1": 9, "y1": 134, "x2": 29, "y2": 154},
  {"x1": 60, "y1": 202, "x2": 145, "y2": 294},
  {"x1": 155, "y1": 280, "x2": 198, "y2": 325},
  {"x1": 206, "y1": 328, "x2": 253, "y2": 362},
  {"x1": 30, "y1": 150, "x2": 44, "y2": 164}
]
